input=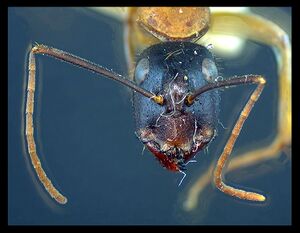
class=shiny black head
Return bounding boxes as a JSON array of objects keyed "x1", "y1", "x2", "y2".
[{"x1": 133, "y1": 41, "x2": 220, "y2": 171}]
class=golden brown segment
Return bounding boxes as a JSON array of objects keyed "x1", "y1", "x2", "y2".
[
  {"x1": 136, "y1": 7, "x2": 210, "y2": 41},
  {"x1": 25, "y1": 46, "x2": 67, "y2": 204},
  {"x1": 213, "y1": 77, "x2": 266, "y2": 202},
  {"x1": 124, "y1": 7, "x2": 211, "y2": 77}
]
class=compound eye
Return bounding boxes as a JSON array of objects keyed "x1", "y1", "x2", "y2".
[
  {"x1": 135, "y1": 58, "x2": 149, "y2": 85},
  {"x1": 202, "y1": 58, "x2": 218, "y2": 83}
]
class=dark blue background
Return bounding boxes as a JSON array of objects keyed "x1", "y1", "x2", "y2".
[{"x1": 8, "y1": 7, "x2": 291, "y2": 225}]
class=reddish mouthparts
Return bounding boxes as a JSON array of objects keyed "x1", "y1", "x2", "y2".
[{"x1": 146, "y1": 143, "x2": 180, "y2": 171}]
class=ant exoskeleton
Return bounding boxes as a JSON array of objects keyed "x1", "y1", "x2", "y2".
[{"x1": 25, "y1": 7, "x2": 290, "y2": 205}]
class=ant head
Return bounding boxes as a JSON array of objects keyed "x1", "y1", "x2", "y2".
[
  {"x1": 136, "y1": 7, "x2": 210, "y2": 42},
  {"x1": 133, "y1": 41, "x2": 220, "y2": 171}
]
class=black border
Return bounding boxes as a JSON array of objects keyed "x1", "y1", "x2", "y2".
[{"x1": 3, "y1": 0, "x2": 297, "y2": 230}]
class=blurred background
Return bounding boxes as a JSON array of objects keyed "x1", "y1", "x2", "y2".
[{"x1": 8, "y1": 7, "x2": 291, "y2": 225}]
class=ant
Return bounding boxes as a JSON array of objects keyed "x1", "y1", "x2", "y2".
[{"x1": 25, "y1": 7, "x2": 291, "y2": 205}]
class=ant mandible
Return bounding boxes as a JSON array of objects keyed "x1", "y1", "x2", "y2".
[{"x1": 25, "y1": 7, "x2": 290, "y2": 205}]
